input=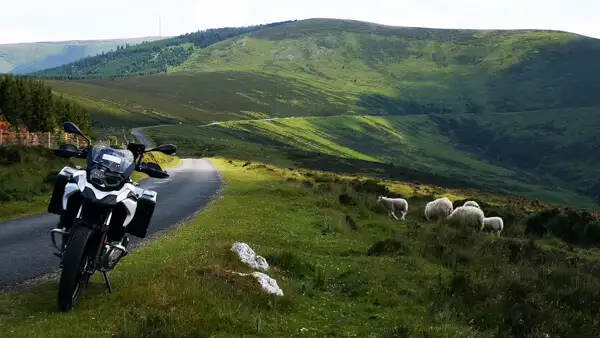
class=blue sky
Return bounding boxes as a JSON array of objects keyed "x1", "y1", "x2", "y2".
[{"x1": 0, "y1": 0, "x2": 596, "y2": 44}]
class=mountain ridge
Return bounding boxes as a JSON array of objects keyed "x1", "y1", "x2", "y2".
[{"x1": 0, "y1": 36, "x2": 168, "y2": 74}]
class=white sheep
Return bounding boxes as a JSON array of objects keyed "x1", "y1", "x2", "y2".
[
  {"x1": 377, "y1": 196, "x2": 408, "y2": 220},
  {"x1": 463, "y1": 200, "x2": 480, "y2": 209},
  {"x1": 482, "y1": 216, "x2": 504, "y2": 236},
  {"x1": 447, "y1": 205, "x2": 484, "y2": 230},
  {"x1": 424, "y1": 197, "x2": 453, "y2": 223}
]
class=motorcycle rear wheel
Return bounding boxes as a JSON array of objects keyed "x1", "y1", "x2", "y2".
[{"x1": 57, "y1": 225, "x2": 94, "y2": 312}]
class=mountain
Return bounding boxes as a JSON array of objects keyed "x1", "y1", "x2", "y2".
[
  {"x1": 33, "y1": 20, "x2": 296, "y2": 78},
  {"x1": 37, "y1": 19, "x2": 600, "y2": 115},
  {"x1": 34, "y1": 18, "x2": 600, "y2": 208},
  {"x1": 0, "y1": 36, "x2": 168, "y2": 74}
]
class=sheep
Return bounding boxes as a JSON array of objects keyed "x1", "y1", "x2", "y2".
[
  {"x1": 447, "y1": 205, "x2": 484, "y2": 230},
  {"x1": 482, "y1": 216, "x2": 504, "y2": 236},
  {"x1": 377, "y1": 195, "x2": 408, "y2": 220},
  {"x1": 463, "y1": 200, "x2": 480, "y2": 209},
  {"x1": 424, "y1": 197, "x2": 453, "y2": 223}
]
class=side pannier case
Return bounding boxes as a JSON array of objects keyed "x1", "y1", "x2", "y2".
[
  {"x1": 126, "y1": 189, "x2": 157, "y2": 238},
  {"x1": 48, "y1": 166, "x2": 77, "y2": 215}
]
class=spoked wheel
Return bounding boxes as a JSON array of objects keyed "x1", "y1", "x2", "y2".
[{"x1": 57, "y1": 225, "x2": 95, "y2": 312}]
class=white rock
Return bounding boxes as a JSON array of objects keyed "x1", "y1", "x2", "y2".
[
  {"x1": 231, "y1": 242, "x2": 269, "y2": 272},
  {"x1": 251, "y1": 272, "x2": 284, "y2": 296}
]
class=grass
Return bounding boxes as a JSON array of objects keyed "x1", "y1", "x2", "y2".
[
  {"x1": 0, "y1": 37, "x2": 166, "y2": 74},
  {"x1": 144, "y1": 113, "x2": 599, "y2": 209},
  {"x1": 2, "y1": 159, "x2": 600, "y2": 337},
  {"x1": 0, "y1": 146, "x2": 179, "y2": 222}
]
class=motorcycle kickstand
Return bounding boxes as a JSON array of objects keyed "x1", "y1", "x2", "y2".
[{"x1": 101, "y1": 271, "x2": 113, "y2": 293}]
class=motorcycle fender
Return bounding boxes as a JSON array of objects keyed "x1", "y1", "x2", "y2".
[
  {"x1": 122, "y1": 198, "x2": 138, "y2": 227},
  {"x1": 62, "y1": 182, "x2": 80, "y2": 211}
]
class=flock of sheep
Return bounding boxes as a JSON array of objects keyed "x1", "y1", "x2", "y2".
[{"x1": 376, "y1": 196, "x2": 504, "y2": 235}]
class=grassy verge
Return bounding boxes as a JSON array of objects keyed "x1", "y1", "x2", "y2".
[
  {"x1": 0, "y1": 197, "x2": 53, "y2": 223},
  {"x1": 0, "y1": 146, "x2": 77, "y2": 222},
  {"x1": 2, "y1": 159, "x2": 599, "y2": 337}
]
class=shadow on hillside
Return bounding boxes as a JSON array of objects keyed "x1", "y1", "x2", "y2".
[
  {"x1": 487, "y1": 38, "x2": 600, "y2": 111},
  {"x1": 357, "y1": 39, "x2": 600, "y2": 116},
  {"x1": 428, "y1": 114, "x2": 600, "y2": 205},
  {"x1": 356, "y1": 93, "x2": 472, "y2": 115}
]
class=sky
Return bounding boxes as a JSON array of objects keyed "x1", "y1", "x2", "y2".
[{"x1": 0, "y1": 0, "x2": 598, "y2": 44}]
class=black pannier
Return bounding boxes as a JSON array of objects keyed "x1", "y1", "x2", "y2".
[
  {"x1": 48, "y1": 167, "x2": 76, "y2": 215},
  {"x1": 126, "y1": 189, "x2": 157, "y2": 238}
]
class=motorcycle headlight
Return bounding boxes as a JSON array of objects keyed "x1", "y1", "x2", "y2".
[
  {"x1": 89, "y1": 168, "x2": 106, "y2": 187},
  {"x1": 104, "y1": 172, "x2": 125, "y2": 189},
  {"x1": 89, "y1": 168, "x2": 124, "y2": 190}
]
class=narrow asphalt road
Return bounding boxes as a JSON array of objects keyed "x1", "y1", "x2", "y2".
[
  {"x1": 131, "y1": 127, "x2": 155, "y2": 148},
  {"x1": 0, "y1": 130, "x2": 222, "y2": 288}
]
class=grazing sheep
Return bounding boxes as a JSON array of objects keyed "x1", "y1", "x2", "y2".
[
  {"x1": 377, "y1": 196, "x2": 408, "y2": 220},
  {"x1": 424, "y1": 197, "x2": 453, "y2": 223},
  {"x1": 483, "y1": 216, "x2": 504, "y2": 236},
  {"x1": 463, "y1": 200, "x2": 480, "y2": 209},
  {"x1": 447, "y1": 205, "x2": 484, "y2": 229}
]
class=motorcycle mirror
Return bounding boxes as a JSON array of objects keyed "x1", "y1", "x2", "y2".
[
  {"x1": 148, "y1": 143, "x2": 177, "y2": 156},
  {"x1": 63, "y1": 122, "x2": 91, "y2": 146},
  {"x1": 63, "y1": 122, "x2": 84, "y2": 136}
]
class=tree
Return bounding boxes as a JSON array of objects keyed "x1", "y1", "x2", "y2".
[
  {"x1": 27, "y1": 82, "x2": 54, "y2": 131},
  {"x1": 0, "y1": 75, "x2": 91, "y2": 133}
]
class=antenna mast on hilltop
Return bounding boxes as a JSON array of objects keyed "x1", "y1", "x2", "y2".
[{"x1": 159, "y1": 15, "x2": 162, "y2": 37}]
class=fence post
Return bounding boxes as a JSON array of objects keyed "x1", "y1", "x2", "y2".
[{"x1": 76, "y1": 137, "x2": 79, "y2": 148}]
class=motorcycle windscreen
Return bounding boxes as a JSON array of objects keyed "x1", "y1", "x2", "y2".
[{"x1": 87, "y1": 144, "x2": 136, "y2": 178}]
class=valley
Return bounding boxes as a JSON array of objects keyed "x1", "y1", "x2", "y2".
[{"x1": 1, "y1": 16, "x2": 600, "y2": 337}]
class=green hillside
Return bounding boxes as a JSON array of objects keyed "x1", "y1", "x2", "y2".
[
  {"x1": 34, "y1": 21, "x2": 296, "y2": 79},
  {"x1": 175, "y1": 19, "x2": 600, "y2": 114},
  {"x1": 37, "y1": 19, "x2": 600, "y2": 125},
  {"x1": 0, "y1": 37, "x2": 166, "y2": 74},
  {"x1": 35, "y1": 18, "x2": 600, "y2": 208},
  {"x1": 143, "y1": 113, "x2": 600, "y2": 209}
]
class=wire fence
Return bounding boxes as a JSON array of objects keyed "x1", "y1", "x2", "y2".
[{"x1": 0, "y1": 130, "x2": 88, "y2": 148}]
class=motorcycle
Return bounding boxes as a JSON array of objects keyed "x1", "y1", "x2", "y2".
[{"x1": 47, "y1": 122, "x2": 176, "y2": 311}]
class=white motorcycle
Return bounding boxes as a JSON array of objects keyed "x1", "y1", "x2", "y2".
[{"x1": 48, "y1": 122, "x2": 176, "y2": 311}]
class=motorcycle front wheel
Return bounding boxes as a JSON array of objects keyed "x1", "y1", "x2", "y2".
[{"x1": 57, "y1": 224, "x2": 95, "y2": 311}]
